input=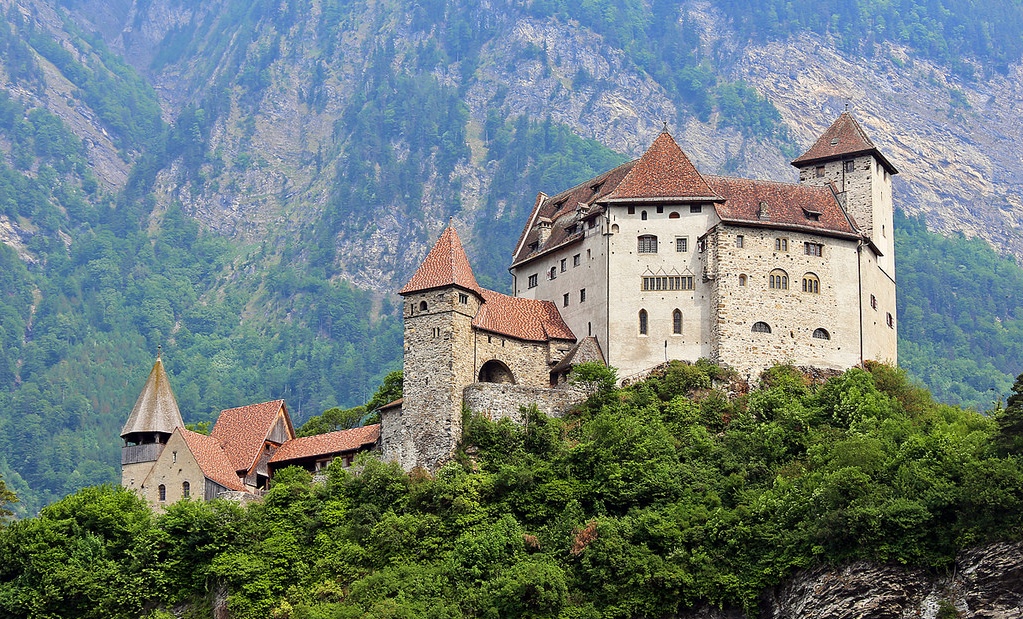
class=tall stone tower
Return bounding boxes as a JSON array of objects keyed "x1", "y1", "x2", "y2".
[
  {"x1": 390, "y1": 226, "x2": 484, "y2": 471},
  {"x1": 120, "y1": 351, "x2": 185, "y2": 492}
]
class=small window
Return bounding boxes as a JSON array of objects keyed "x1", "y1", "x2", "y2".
[
  {"x1": 887, "y1": 312, "x2": 894, "y2": 329},
  {"x1": 738, "y1": 274, "x2": 747, "y2": 286},
  {"x1": 628, "y1": 206, "x2": 635, "y2": 215},
  {"x1": 588, "y1": 322, "x2": 592, "y2": 336},
  {"x1": 656, "y1": 206, "x2": 664, "y2": 214},
  {"x1": 459, "y1": 293, "x2": 469, "y2": 304},
  {"x1": 813, "y1": 328, "x2": 831, "y2": 340},
  {"x1": 668, "y1": 212, "x2": 680, "y2": 219},
  {"x1": 690, "y1": 205, "x2": 702, "y2": 213},
  {"x1": 182, "y1": 481, "x2": 190, "y2": 498},
  {"x1": 752, "y1": 321, "x2": 772, "y2": 334},
  {"x1": 638, "y1": 235, "x2": 658, "y2": 253},
  {"x1": 775, "y1": 238, "x2": 788, "y2": 252},
  {"x1": 844, "y1": 160, "x2": 855, "y2": 173},
  {"x1": 815, "y1": 165, "x2": 825, "y2": 178},
  {"x1": 641, "y1": 210, "x2": 648, "y2": 220},
  {"x1": 419, "y1": 300, "x2": 428, "y2": 311},
  {"x1": 549, "y1": 266, "x2": 557, "y2": 280},
  {"x1": 563, "y1": 293, "x2": 569, "y2": 307},
  {"x1": 580, "y1": 289, "x2": 586, "y2": 302},
  {"x1": 676, "y1": 237, "x2": 688, "y2": 252},
  {"x1": 639, "y1": 309, "x2": 648, "y2": 335},
  {"x1": 172, "y1": 451, "x2": 177, "y2": 463},
  {"x1": 672, "y1": 309, "x2": 682, "y2": 334},
  {"x1": 158, "y1": 484, "x2": 166, "y2": 502},
  {"x1": 769, "y1": 269, "x2": 789, "y2": 290},
  {"x1": 736, "y1": 235, "x2": 744, "y2": 248},
  {"x1": 805, "y1": 242, "x2": 823, "y2": 257},
  {"x1": 698, "y1": 239, "x2": 706, "y2": 253},
  {"x1": 870, "y1": 294, "x2": 877, "y2": 310},
  {"x1": 527, "y1": 274, "x2": 538, "y2": 288},
  {"x1": 573, "y1": 254, "x2": 581, "y2": 267},
  {"x1": 560, "y1": 258, "x2": 567, "y2": 272},
  {"x1": 802, "y1": 273, "x2": 820, "y2": 294}
]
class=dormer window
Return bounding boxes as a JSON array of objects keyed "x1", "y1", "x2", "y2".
[{"x1": 803, "y1": 208, "x2": 821, "y2": 221}]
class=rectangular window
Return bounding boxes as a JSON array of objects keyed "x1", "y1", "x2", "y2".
[
  {"x1": 698, "y1": 239, "x2": 706, "y2": 253},
  {"x1": 627, "y1": 206, "x2": 635, "y2": 214},
  {"x1": 844, "y1": 160, "x2": 855, "y2": 173},
  {"x1": 690, "y1": 205, "x2": 702, "y2": 213},
  {"x1": 560, "y1": 258, "x2": 567, "y2": 272},
  {"x1": 775, "y1": 238, "x2": 788, "y2": 252},
  {"x1": 580, "y1": 289, "x2": 586, "y2": 302},
  {"x1": 656, "y1": 206, "x2": 664, "y2": 214},
  {"x1": 887, "y1": 312, "x2": 895, "y2": 328},
  {"x1": 573, "y1": 254, "x2": 581, "y2": 266},
  {"x1": 528, "y1": 274, "x2": 538, "y2": 288},
  {"x1": 676, "y1": 237, "x2": 688, "y2": 252},
  {"x1": 871, "y1": 294, "x2": 878, "y2": 310},
  {"x1": 736, "y1": 235, "x2": 744, "y2": 248},
  {"x1": 459, "y1": 293, "x2": 469, "y2": 304},
  {"x1": 638, "y1": 235, "x2": 658, "y2": 253},
  {"x1": 804, "y1": 242, "x2": 823, "y2": 257},
  {"x1": 815, "y1": 165, "x2": 825, "y2": 177},
  {"x1": 563, "y1": 293, "x2": 569, "y2": 307},
  {"x1": 641, "y1": 276, "x2": 694, "y2": 291}
]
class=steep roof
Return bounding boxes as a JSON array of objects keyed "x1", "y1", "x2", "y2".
[
  {"x1": 269, "y1": 424, "x2": 381, "y2": 465},
  {"x1": 210, "y1": 400, "x2": 291, "y2": 474},
  {"x1": 180, "y1": 429, "x2": 246, "y2": 492},
  {"x1": 707, "y1": 176, "x2": 859, "y2": 238},
  {"x1": 792, "y1": 112, "x2": 898, "y2": 174},
  {"x1": 400, "y1": 226, "x2": 484, "y2": 296},
  {"x1": 551, "y1": 336, "x2": 606, "y2": 374},
  {"x1": 120, "y1": 356, "x2": 185, "y2": 438},
  {"x1": 473, "y1": 289, "x2": 575, "y2": 342},
  {"x1": 602, "y1": 130, "x2": 721, "y2": 202}
]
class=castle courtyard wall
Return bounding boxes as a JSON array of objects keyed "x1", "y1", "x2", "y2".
[{"x1": 463, "y1": 383, "x2": 590, "y2": 423}]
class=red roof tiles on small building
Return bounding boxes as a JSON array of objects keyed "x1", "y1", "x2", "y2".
[
  {"x1": 792, "y1": 112, "x2": 897, "y2": 174},
  {"x1": 180, "y1": 429, "x2": 246, "y2": 492},
  {"x1": 269, "y1": 424, "x2": 381, "y2": 466},
  {"x1": 211, "y1": 400, "x2": 290, "y2": 474},
  {"x1": 602, "y1": 130, "x2": 721, "y2": 202},
  {"x1": 707, "y1": 175, "x2": 859, "y2": 238},
  {"x1": 474, "y1": 289, "x2": 575, "y2": 342},
  {"x1": 400, "y1": 226, "x2": 484, "y2": 296}
]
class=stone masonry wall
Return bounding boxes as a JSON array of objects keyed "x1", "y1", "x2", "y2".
[
  {"x1": 463, "y1": 383, "x2": 590, "y2": 423},
  {"x1": 472, "y1": 331, "x2": 572, "y2": 388}
]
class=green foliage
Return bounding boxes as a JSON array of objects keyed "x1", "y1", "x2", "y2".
[
  {"x1": 994, "y1": 372, "x2": 1023, "y2": 455},
  {"x1": 298, "y1": 406, "x2": 366, "y2": 437},
  {"x1": 0, "y1": 474, "x2": 16, "y2": 522}
]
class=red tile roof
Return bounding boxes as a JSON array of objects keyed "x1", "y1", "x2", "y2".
[
  {"x1": 707, "y1": 175, "x2": 859, "y2": 238},
  {"x1": 269, "y1": 424, "x2": 381, "y2": 465},
  {"x1": 474, "y1": 289, "x2": 575, "y2": 342},
  {"x1": 602, "y1": 130, "x2": 721, "y2": 202},
  {"x1": 211, "y1": 400, "x2": 289, "y2": 474},
  {"x1": 180, "y1": 429, "x2": 246, "y2": 492},
  {"x1": 792, "y1": 112, "x2": 897, "y2": 174},
  {"x1": 400, "y1": 226, "x2": 484, "y2": 296}
]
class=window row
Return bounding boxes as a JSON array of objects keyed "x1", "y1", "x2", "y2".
[
  {"x1": 562, "y1": 289, "x2": 587, "y2": 306},
  {"x1": 638, "y1": 309, "x2": 685, "y2": 335},
  {"x1": 751, "y1": 322, "x2": 831, "y2": 340},
  {"x1": 740, "y1": 269, "x2": 821, "y2": 293},
  {"x1": 628, "y1": 205, "x2": 705, "y2": 219},
  {"x1": 641, "y1": 275, "x2": 694, "y2": 291},
  {"x1": 157, "y1": 481, "x2": 190, "y2": 502}
]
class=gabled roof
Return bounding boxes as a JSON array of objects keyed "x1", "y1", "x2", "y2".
[
  {"x1": 210, "y1": 400, "x2": 291, "y2": 474},
  {"x1": 473, "y1": 289, "x2": 575, "y2": 342},
  {"x1": 551, "y1": 336, "x2": 606, "y2": 374},
  {"x1": 121, "y1": 356, "x2": 185, "y2": 438},
  {"x1": 707, "y1": 175, "x2": 859, "y2": 238},
  {"x1": 180, "y1": 429, "x2": 246, "y2": 492},
  {"x1": 269, "y1": 424, "x2": 381, "y2": 465},
  {"x1": 602, "y1": 130, "x2": 721, "y2": 202},
  {"x1": 400, "y1": 226, "x2": 484, "y2": 296},
  {"x1": 792, "y1": 111, "x2": 898, "y2": 174}
]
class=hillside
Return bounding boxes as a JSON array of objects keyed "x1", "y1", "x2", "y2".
[{"x1": 0, "y1": 0, "x2": 1022, "y2": 513}]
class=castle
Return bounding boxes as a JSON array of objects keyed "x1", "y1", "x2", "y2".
[
  {"x1": 123, "y1": 111, "x2": 898, "y2": 500},
  {"x1": 384, "y1": 110, "x2": 897, "y2": 471}
]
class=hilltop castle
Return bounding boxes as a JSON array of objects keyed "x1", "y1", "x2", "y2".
[{"x1": 384, "y1": 111, "x2": 897, "y2": 470}]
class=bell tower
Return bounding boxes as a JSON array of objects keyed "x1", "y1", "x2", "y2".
[{"x1": 120, "y1": 350, "x2": 185, "y2": 492}]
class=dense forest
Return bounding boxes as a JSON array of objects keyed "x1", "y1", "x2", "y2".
[{"x1": 2, "y1": 362, "x2": 1022, "y2": 618}]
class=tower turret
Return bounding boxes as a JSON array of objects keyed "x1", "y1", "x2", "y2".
[{"x1": 120, "y1": 351, "x2": 185, "y2": 491}]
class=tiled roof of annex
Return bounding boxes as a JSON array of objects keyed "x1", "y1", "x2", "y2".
[
  {"x1": 269, "y1": 424, "x2": 381, "y2": 465},
  {"x1": 400, "y1": 226, "x2": 484, "y2": 296},
  {"x1": 211, "y1": 400, "x2": 289, "y2": 474},
  {"x1": 180, "y1": 428, "x2": 246, "y2": 492},
  {"x1": 706, "y1": 175, "x2": 859, "y2": 238},
  {"x1": 792, "y1": 111, "x2": 897, "y2": 174},
  {"x1": 474, "y1": 289, "x2": 575, "y2": 342}
]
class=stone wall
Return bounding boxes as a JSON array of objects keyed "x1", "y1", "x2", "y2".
[{"x1": 463, "y1": 383, "x2": 591, "y2": 423}]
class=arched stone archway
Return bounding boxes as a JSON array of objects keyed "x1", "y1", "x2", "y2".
[{"x1": 478, "y1": 359, "x2": 516, "y2": 384}]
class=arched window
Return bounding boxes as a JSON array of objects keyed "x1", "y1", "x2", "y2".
[
  {"x1": 611, "y1": 223, "x2": 620, "y2": 234},
  {"x1": 639, "y1": 309, "x2": 648, "y2": 335},
  {"x1": 182, "y1": 481, "x2": 190, "y2": 498},
  {"x1": 668, "y1": 212, "x2": 680, "y2": 219},
  {"x1": 813, "y1": 328, "x2": 831, "y2": 340},
  {"x1": 158, "y1": 484, "x2": 166, "y2": 502},
  {"x1": 769, "y1": 269, "x2": 788, "y2": 290},
  {"x1": 752, "y1": 321, "x2": 772, "y2": 333},
  {"x1": 419, "y1": 300, "x2": 428, "y2": 311},
  {"x1": 672, "y1": 309, "x2": 682, "y2": 334},
  {"x1": 802, "y1": 273, "x2": 820, "y2": 294},
  {"x1": 638, "y1": 235, "x2": 658, "y2": 253},
  {"x1": 738, "y1": 274, "x2": 747, "y2": 287},
  {"x1": 549, "y1": 266, "x2": 557, "y2": 280},
  {"x1": 641, "y1": 210, "x2": 648, "y2": 220}
]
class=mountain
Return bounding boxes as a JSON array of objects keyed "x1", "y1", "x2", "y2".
[{"x1": 0, "y1": 0, "x2": 1022, "y2": 512}]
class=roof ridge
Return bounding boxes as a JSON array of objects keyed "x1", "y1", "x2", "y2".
[{"x1": 400, "y1": 226, "x2": 483, "y2": 296}]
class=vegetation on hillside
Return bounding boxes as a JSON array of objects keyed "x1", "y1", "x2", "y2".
[{"x1": 1, "y1": 362, "x2": 1021, "y2": 619}]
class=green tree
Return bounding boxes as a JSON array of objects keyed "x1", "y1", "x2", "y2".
[
  {"x1": 995, "y1": 372, "x2": 1023, "y2": 455},
  {"x1": 0, "y1": 475, "x2": 17, "y2": 522}
]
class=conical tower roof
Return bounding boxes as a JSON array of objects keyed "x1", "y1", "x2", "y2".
[
  {"x1": 399, "y1": 225, "x2": 484, "y2": 296},
  {"x1": 120, "y1": 355, "x2": 185, "y2": 438},
  {"x1": 603, "y1": 130, "x2": 721, "y2": 202},
  {"x1": 792, "y1": 111, "x2": 898, "y2": 174}
]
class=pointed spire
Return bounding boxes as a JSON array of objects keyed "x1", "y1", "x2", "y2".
[
  {"x1": 120, "y1": 355, "x2": 185, "y2": 439},
  {"x1": 603, "y1": 131, "x2": 721, "y2": 202},
  {"x1": 792, "y1": 111, "x2": 898, "y2": 174},
  {"x1": 399, "y1": 225, "x2": 483, "y2": 296}
]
